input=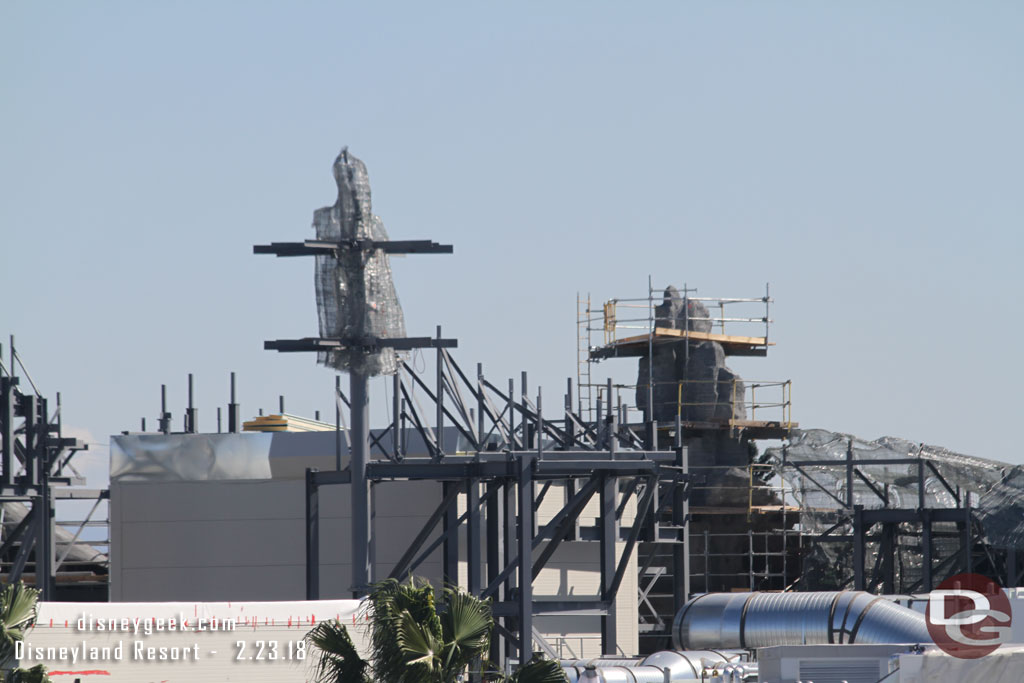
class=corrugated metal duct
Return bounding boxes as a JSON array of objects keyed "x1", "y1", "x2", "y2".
[{"x1": 673, "y1": 591, "x2": 932, "y2": 650}]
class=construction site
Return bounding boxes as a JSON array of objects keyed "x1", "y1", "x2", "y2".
[{"x1": 4, "y1": 148, "x2": 1024, "y2": 682}]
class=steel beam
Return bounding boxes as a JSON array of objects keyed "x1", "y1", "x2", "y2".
[
  {"x1": 443, "y1": 481, "x2": 459, "y2": 586},
  {"x1": 306, "y1": 468, "x2": 319, "y2": 600},
  {"x1": 350, "y1": 367, "x2": 372, "y2": 597},
  {"x1": 1, "y1": 376, "x2": 14, "y2": 487},
  {"x1": 599, "y1": 473, "x2": 618, "y2": 655},
  {"x1": 467, "y1": 479, "x2": 481, "y2": 593},
  {"x1": 517, "y1": 455, "x2": 534, "y2": 662},
  {"x1": 486, "y1": 479, "x2": 505, "y2": 665},
  {"x1": 853, "y1": 505, "x2": 865, "y2": 591},
  {"x1": 922, "y1": 508, "x2": 933, "y2": 592}
]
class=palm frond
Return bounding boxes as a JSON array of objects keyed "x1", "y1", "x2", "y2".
[
  {"x1": 440, "y1": 588, "x2": 492, "y2": 677},
  {"x1": 396, "y1": 609, "x2": 442, "y2": 668},
  {"x1": 304, "y1": 619, "x2": 370, "y2": 683},
  {"x1": 368, "y1": 578, "x2": 443, "y2": 683},
  {"x1": 0, "y1": 584, "x2": 42, "y2": 672},
  {"x1": 0, "y1": 585, "x2": 39, "y2": 633},
  {"x1": 511, "y1": 655, "x2": 569, "y2": 683},
  {"x1": 7, "y1": 663, "x2": 51, "y2": 683}
]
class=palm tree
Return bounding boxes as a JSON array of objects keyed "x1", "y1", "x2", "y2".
[
  {"x1": 0, "y1": 583, "x2": 50, "y2": 683},
  {"x1": 304, "y1": 577, "x2": 566, "y2": 683}
]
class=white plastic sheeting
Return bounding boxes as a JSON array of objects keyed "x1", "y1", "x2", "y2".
[
  {"x1": 110, "y1": 433, "x2": 272, "y2": 481},
  {"x1": 765, "y1": 429, "x2": 1024, "y2": 590}
]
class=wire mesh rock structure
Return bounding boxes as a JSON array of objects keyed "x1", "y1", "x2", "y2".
[{"x1": 313, "y1": 148, "x2": 406, "y2": 376}]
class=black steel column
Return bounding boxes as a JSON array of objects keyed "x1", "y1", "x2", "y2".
[
  {"x1": 335, "y1": 375, "x2": 343, "y2": 471},
  {"x1": 963, "y1": 492, "x2": 973, "y2": 574},
  {"x1": 517, "y1": 455, "x2": 535, "y2": 662},
  {"x1": 486, "y1": 479, "x2": 505, "y2": 663},
  {"x1": 37, "y1": 480, "x2": 54, "y2": 599},
  {"x1": 846, "y1": 439, "x2": 854, "y2": 507},
  {"x1": 24, "y1": 396, "x2": 38, "y2": 486},
  {"x1": 1, "y1": 376, "x2": 14, "y2": 487},
  {"x1": 443, "y1": 481, "x2": 460, "y2": 586},
  {"x1": 853, "y1": 505, "x2": 865, "y2": 591},
  {"x1": 436, "y1": 326, "x2": 444, "y2": 455},
  {"x1": 922, "y1": 508, "x2": 933, "y2": 592},
  {"x1": 881, "y1": 523, "x2": 895, "y2": 594},
  {"x1": 467, "y1": 479, "x2": 481, "y2": 594},
  {"x1": 393, "y1": 372, "x2": 401, "y2": 460},
  {"x1": 599, "y1": 473, "x2": 618, "y2": 655},
  {"x1": 565, "y1": 378, "x2": 576, "y2": 447},
  {"x1": 351, "y1": 367, "x2": 372, "y2": 597},
  {"x1": 306, "y1": 468, "x2": 319, "y2": 600},
  {"x1": 36, "y1": 394, "x2": 54, "y2": 599}
]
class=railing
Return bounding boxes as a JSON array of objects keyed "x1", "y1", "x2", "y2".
[
  {"x1": 579, "y1": 282, "x2": 772, "y2": 347},
  {"x1": 586, "y1": 378, "x2": 793, "y2": 427}
]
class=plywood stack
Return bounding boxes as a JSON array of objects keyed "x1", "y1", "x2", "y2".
[{"x1": 242, "y1": 413, "x2": 336, "y2": 432}]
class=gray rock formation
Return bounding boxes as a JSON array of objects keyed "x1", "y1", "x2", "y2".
[
  {"x1": 313, "y1": 148, "x2": 406, "y2": 376},
  {"x1": 636, "y1": 287, "x2": 745, "y2": 423}
]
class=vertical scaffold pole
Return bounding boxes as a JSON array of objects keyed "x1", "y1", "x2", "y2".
[{"x1": 673, "y1": 411, "x2": 691, "y2": 612}]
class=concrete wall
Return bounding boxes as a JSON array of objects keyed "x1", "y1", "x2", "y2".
[{"x1": 110, "y1": 478, "x2": 443, "y2": 601}]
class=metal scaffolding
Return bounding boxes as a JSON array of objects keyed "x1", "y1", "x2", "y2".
[{"x1": 0, "y1": 337, "x2": 109, "y2": 599}]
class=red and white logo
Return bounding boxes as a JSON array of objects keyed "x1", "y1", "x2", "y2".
[{"x1": 926, "y1": 573, "x2": 1012, "y2": 659}]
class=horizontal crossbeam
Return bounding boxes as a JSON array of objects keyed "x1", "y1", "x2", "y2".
[
  {"x1": 264, "y1": 337, "x2": 457, "y2": 353},
  {"x1": 253, "y1": 239, "x2": 453, "y2": 256}
]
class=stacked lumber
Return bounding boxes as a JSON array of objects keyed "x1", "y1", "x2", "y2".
[{"x1": 242, "y1": 413, "x2": 337, "y2": 432}]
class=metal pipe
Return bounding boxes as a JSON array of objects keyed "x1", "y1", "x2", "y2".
[
  {"x1": 186, "y1": 374, "x2": 197, "y2": 433},
  {"x1": 228, "y1": 372, "x2": 240, "y2": 433},
  {"x1": 562, "y1": 650, "x2": 740, "y2": 682},
  {"x1": 436, "y1": 326, "x2": 444, "y2": 454},
  {"x1": 159, "y1": 384, "x2": 170, "y2": 434},
  {"x1": 673, "y1": 591, "x2": 932, "y2": 650}
]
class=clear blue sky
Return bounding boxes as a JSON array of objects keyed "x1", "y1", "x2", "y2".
[{"x1": 2, "y1": 1, "x2": 1022, "y2": 486}]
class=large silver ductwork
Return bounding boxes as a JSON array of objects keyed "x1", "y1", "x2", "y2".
[
  {"x1": 561, "y1": 650, "x2": 744, "y2": 682},
  {"x1": 673, "y1": 592, "x2": 932, "y2": 650}
]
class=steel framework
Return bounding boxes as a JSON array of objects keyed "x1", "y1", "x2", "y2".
[
  {"x1": 255, "y1": 237, "x2": 696, "y2": 664},
  {"x1": 779, "y1": 442, "x2": 986, "y2": 594},
  {"x1": 0, "y1": 338, "x2": 108, "y2": 598}
]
